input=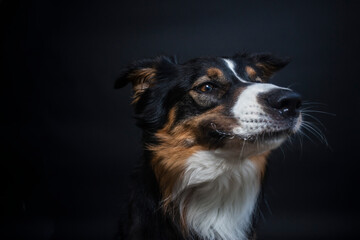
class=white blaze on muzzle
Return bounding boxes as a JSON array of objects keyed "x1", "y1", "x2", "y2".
[
  {"x1": 231, "y1": 83, "x2": 290, "y2": 138},
  {"x1": 223, "y1": 59, "x2": 249, "y2": 83}
]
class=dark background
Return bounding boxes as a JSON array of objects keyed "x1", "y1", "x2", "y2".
[{"x1": 1, "y1": 0, "x2": 359, "y2": 239}]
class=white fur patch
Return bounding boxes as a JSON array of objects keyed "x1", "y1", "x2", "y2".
[
  {"x1": 223, "y1": 59, "x2": 248, "y2": 83},
  {"x1": 232, "y1": 83, "x2": 290, "y2": 141},
  {"x1": 173, "y1": 150, "x2": 261, "y2": 240}
]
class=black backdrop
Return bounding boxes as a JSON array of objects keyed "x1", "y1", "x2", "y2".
[{"x1": 1, "y1": 0, "x2": 360, "y2": 239}]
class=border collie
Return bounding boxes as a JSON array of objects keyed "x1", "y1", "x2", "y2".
[{"x1": 115, "y1": 52, "x2": 302, "y2": 240}]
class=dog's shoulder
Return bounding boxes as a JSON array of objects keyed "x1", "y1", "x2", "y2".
[{"x1": 119, "y1": 164, "x2": 185, "y2": 240}]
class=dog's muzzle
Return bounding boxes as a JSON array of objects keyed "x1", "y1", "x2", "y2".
[{"x1": 231, "y1": 83, "x2": 303, "y2": 141}]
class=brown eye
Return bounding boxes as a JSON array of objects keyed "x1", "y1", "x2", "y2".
[{"x1": 199, "y1": 83, "x2": 215, "y2": 93}]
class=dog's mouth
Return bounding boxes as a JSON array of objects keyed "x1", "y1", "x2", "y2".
[
  {"x1": 235, "y1": 112, "x2": 302, "y2": 140},
  {"x1": 209, "y1": 114, "x2": 302, "y2": 144},
  {"x1": 208, "y1": 125, "x2": 286, "y2": 142},
  {"x1": 213, "y1": 128, "x2": 290, "y2": 143},
  {"x1": 240, "y1": 129, "x2": 290, "y2": 142}
]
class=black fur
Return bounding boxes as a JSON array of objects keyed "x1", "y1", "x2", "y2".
[{"x1": 115, "y1": 53, "x2": 289, "y2": 240}]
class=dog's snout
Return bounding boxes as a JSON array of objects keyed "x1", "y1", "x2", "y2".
[{"x1": 263, "y1": 89, "x2": 302, "y2": 117}]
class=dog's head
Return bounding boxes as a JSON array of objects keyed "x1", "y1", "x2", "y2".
[
  {"x1": 116, "y1": 52, "x2": 302, "y2": 207},
  {"x1": 116, "y1": 53, "x2": 301, "y2": 152}
]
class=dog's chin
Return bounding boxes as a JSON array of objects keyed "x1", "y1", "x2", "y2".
[
  {"x1": 247, "y1": 130, "x2": 288, "y2": 151},
  {"x1": 223, "y1": 130, "x2": 288, "y2": 155},
  {"x1": 222, "y1": 120, "x2": 301, "y2": 159},
  {"x1": 229, "y1": 114, "x2": 302, "y2": 149}
]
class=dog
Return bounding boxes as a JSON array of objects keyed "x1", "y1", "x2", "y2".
[{"x1": 115, "y1": 52, "x2": 302, "y2": 240}]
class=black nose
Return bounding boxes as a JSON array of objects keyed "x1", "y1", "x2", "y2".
[{"x1": 265, "y1": 89, "x2": 302, "y2": 117}]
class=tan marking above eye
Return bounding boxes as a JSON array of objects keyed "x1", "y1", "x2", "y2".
[
  {"x1": 245, "y1": 66, "x2": 257, "y2": 80},
  {"x1": 191, "y1": 73, "x2": 229, "y2": 91},
  {"x1": 207, "y1": 67, "x2": 224, "y2": 79}
]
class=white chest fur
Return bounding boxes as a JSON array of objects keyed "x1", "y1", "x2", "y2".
[{"x1": 173, "y1": 150, "x2": 261, "y2": 240}]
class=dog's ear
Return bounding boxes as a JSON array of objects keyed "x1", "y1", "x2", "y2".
[
  {"x1": 115, "y1": 56, "x2": 177, "y2": 103},
  {"x1": 237, "y1": 53, "x2": 290, "y2": 82}
]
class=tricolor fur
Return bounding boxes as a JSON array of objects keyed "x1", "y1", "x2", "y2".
[{"x1": 116, "y1": 53, "x2": 302, "y2": 240}]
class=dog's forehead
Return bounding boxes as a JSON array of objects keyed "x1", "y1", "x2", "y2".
[{"x1": 183, "y1": 56, "x2": 248, "y2": 83}]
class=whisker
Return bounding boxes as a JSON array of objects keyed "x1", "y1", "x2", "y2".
[
  {"x1": 279, "y1": 145, "x2": 286, "y2": 161},
  {"x1": 258, "y1": 207, "x2": 266, "y2": 222},
  {"x1": 301, "y1": 101, "x2": 328, "y2": 106},
  {"x1": 301, "y1": 113, "x2": 327, "y2": 130},
  {"x1": 297, "y1": 127, "x2": 316, "y2": 143},
  {"x1": 301, "y1": 122, "x2": 328, "y2": 145},
  {"x1": 286, "y1": 83, "x2": 298, "y2": 89},
  {"x1": 239, "y1": 140, "x2": 246, "y2": 160},
  {"x1": 287, "y1": 134, "x2": 294, "y2": 146},
  {"x1": 297, "y1": 131, "x2": 304, "y2": 157},
  {"x1": 302, "y1": 120, "x2": 326, "y2": 136},
  {"x1": 301, "y1": 110, "x2": 336, "y2": 116},
  {"x1": 264, "y1": 197, "x2": 273, "y2": 216}
]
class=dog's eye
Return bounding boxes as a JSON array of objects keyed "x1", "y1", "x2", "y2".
[{"x1": 198, "y1": 83, "x2": 216, "y2": 93}]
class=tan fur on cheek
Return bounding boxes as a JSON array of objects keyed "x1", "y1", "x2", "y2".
[
  {"x1": 149, "y1": 124, "x2": 205, "y2": 211},
  {"x1": 148, "y1": 106, "x2": 230, "y2": 211}
]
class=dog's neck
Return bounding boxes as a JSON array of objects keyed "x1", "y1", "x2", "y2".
[{"x1": 171, "y1": 149, "x2": 263, "y2": 240}]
